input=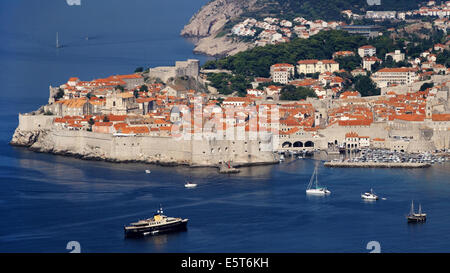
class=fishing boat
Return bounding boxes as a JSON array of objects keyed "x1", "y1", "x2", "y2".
[
  {"x1": 407, "y1": 201, "x2": 427, "y2": 223},
  {"x1": 361, "y1": 188, "x2": 378, "y2": 201},
  {"x1": 306, "y1": 165, "x2": 331, "y2": 195}
]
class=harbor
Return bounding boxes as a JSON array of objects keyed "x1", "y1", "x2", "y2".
[
  {"x1": 279, "y1": 147, "x2": 448, "y2": 168},
  {"x1": 324, "y1": 161, "x2": 431, "y2": 168}
]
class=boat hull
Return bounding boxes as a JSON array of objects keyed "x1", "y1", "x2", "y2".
[
  {"x1": 124, "y1": 219, "x2": 188, "y2": 238},
  {"x1": 306, "y1": 189, "x2": 331, "y2": 195},
  {"x1": 407, "y1": 216, "x2": 426, "y2": 223},
  {"x1": 361, "y1": 195, "x2": 378, "y2": 201}
]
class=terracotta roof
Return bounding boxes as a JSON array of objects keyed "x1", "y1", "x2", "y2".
[
  {"x1": 376, "y1": 67, "x2": 416, "y2": 73},
  {"x1": 345, "y1": 132, "x2": 359, "y2": 138},
  {"x1": 432, "y1": 113, "x2": 450, "y2": 121},
  {"x1": 297, "y1": 59, "x2": 337, "y2": 64},
  {"x1": 93, "y1": 122, "x2": 113, "y2": 127}
]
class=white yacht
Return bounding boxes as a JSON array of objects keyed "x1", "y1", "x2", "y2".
[
  {"x1": 184, "y1": 181, "x2": 197, "y2": 188},
  {"x1": 145, "y1": 170, "x2": 151, "y2": 174},
  {"x1": 361, "y1": 188, "x2": 378, "y2": 201},
  {"x1": 306, "y1": 165, "x2": 331, "y2": 195}
]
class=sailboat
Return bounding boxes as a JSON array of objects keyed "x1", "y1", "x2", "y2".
[
  {"x1": 306, "y1": 165, "x2": 331, "y2": 195},
  {"x1": 407, "y1": 200, "x2": 427, "y2": 223},
  {"x1": 56, "y1": 32, "x2": 62, "y2": 48}
]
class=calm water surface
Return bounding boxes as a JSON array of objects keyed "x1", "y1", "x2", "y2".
[{"x1": 1, "y1": 0, "x2": 450, "y2": 253}]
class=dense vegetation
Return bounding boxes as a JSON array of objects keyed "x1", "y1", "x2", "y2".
[
  {"x1": 204, "y1": 27, "x2": 449, "y2": 79},
  {"x1": 420, "y1": 82, "x2": 434, "y2": 91},
  {"x1": 279, "y1": 85, "x2": 317, "y2": 101},
  {"x1": 54, "y1": 88, "x2": 64, "y2": 100},
  {"x1": 335, "y1": 55, "x2": 362, "y2": 71},
  {"x1": 207, "y1": 73, "x2": 253, "y2": 96},
  {"x1": 245, "y1": 0, "x2": 427, "y2": 21},
  {"x1": 353, "y1": 75, "x2": 380, "y2": 97},
  {"x1": 204, "y1": 30, "x2": 369, "y2": 77},
  {"x1": 436, "y1": 50, "x2": 450, "y2": 67}
]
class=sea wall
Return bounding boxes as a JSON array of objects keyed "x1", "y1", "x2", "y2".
[
  {"x1": 10, "y1": 115, "x2": 278, "y2": 167},
  {"x1": 320, "y1": 122, "x2": 390, "y2": 144}
]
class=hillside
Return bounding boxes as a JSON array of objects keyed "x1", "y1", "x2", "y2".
[
  {"x1": 181, "y1": 0, "x2": 428, "y2": 56},
  {"x1": 203, "y1": 30, "x2": 371, "y2": 77},
  {"x1": 248, "y1": 0, "x2": 426, "y2": 21}
]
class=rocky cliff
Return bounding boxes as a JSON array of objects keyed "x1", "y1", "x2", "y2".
[
  {"x1": 181, "y1": 0, "x2": 258, "y2": 38},
  {"x1": 192, "y1": 35, "x2": 253, "y2": 57},
  {"x1": 181, "y1": 0, "x2": 259, "y2": 57}
]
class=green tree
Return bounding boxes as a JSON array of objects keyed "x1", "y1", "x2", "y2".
[
  {"x1": 420, "y1": 82, "x2": 434, "y2": 91},
  {"x1": 139, "y1": 85, "x2": 149, "y2": 92},
  {"x1": 280, "y1": 85, "x2": 317, "y2": 101},
  {"x1": 134, "y1": 67, "x2": 144, "y2": 73},
  {"x1": 115, "y1": 85, "x2": 125, "y2": 92},
  {"x1": 436, "y1": 50, "x2": 450, "y2": 67},
  {"x1": 335, "y1": 55, "x2": 361, "y2": 71},
  {"x1": 54, "y1": 88, "x2": 64, "y2": 100},
  {"x1": 354, "y1": 75, "x2": 380, "y2": 97}
]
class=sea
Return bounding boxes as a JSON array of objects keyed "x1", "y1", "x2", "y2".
[{"x1": 1, "y1": 0, "x2": 450, "y2": 253}]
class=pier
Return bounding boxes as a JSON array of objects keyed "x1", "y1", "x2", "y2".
[{"x1": 324, "y1": 161, "x2": 431, "y2": 168}]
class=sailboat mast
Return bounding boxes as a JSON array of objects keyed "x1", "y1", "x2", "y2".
[
  {"x1": 418, "y1": 204, "x2": 422, "y2": 215},
  {"x1": 315, "y1": 166, "x2": 319, "y2": 188},
  {"x1": 410, "y1": 200, "x2": 415, "y2": 215},
  {"x1": 307, "y1": 166, "x2": 316, "y2": 190},
  {"x1": 56, "y1": 32, "x2": 61, "y2": 48}
]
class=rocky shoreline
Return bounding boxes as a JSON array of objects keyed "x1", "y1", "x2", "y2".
[
  {"x1": 181, "y1": 0, "x2": 258, "y2": 57},
  {"x1": 10, "y1": 128, "x2": 278, "y2": 172}
]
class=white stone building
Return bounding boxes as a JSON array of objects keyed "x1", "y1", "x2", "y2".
[
  {"x1": 358, "y1": 45, "x2": 377, "y2": 58},
  {"x1": 296, "y1": 60, "x2": 339, "y2": 75},
  {"x1": 371, "y1": 68, "x2": 418, "y2": 88},
  {"x1": 385, "y1": 50, "x2": 405, "y2": 62}
]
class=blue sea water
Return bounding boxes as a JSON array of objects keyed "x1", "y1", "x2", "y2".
[{"x1": 1, "y1": 1, "x2": 450, "y2": 253}]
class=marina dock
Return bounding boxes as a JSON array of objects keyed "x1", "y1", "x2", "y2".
[{"x1": 324, "y1": 161, "x2": 431, "y2": 168}]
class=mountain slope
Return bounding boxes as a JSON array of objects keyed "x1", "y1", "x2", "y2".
[
  {"x1": 181, "y1": 0, "x2": 428, "y2": 56},
  {"x1": 182, "y1": 0, "x2": 427, "y2": 38}
]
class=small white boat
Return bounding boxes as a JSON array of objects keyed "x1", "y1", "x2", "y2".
[
  {"x1": 145, "y1": 170, "x2": 151, "y2": 174},
  {"x1": 184, "y1": 182, "x2": 197, "y2": 188},
  {"x1": 306, "y1": 165, "x2": 331, "y2": 196},
  {"x1": 361, "y1": 188, "x2": 378, "y2": 201}
]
